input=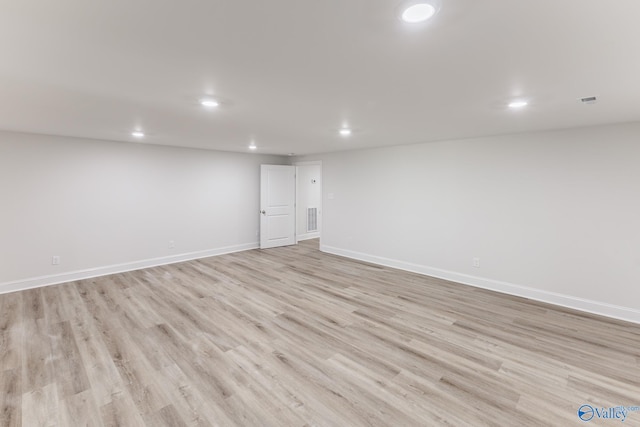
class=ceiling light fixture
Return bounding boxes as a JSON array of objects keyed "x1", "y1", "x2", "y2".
[
  {"x1": 200, "y1": 99, "x2": 219, "y2": 108},
  {"x1": 400, "y1": 0, "x2": 441, "y2": 23},
  {"x1": 249, "y1": 143, "x2": 257, "y2": 150},
  {"x1": 131, "y1": 130, "x2": 145, "y2": 138},
  {"x1": 508, "y1": 100, "x2": 528, "y2": 109},
  {"x1": 339, "y1": 128, "x2": 352, "y2": 136}
]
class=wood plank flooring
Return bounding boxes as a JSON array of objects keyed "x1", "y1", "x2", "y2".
[{"x1": 1, "y1": 239, "x2": 639, "y2": 426}]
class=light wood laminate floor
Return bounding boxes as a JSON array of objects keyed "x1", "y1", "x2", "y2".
[{"x1": 1, "y1": 239, "x2": 639, "y2": 426}]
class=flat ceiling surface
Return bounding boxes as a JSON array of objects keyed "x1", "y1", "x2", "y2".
[{"x1": 1, "y1": 0, "x2": 639, "y2": 155}]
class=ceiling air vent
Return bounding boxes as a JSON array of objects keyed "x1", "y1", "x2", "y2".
[{"x1": 580, "y1": 96, "x2": 597, "y2": 104}]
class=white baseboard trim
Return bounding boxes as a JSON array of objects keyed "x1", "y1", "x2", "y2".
[
  {"x1": 297, "y1": 232, "x2": 320, "y2": 242},
  {"x1": 321, "y1": 244, "x2": 640, "y2": 325},
  {"x1": 0, "y1": 242, "x2": 259, "y2": 295}
]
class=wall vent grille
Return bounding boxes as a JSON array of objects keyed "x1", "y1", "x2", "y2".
[{"x1": 307, "y1": 207, "x2": 318, "y2": 232}]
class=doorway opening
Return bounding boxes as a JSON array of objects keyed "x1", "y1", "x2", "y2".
[
  {"x1": 295, "y1": 161, "x2": 322, "y2": 243},
  {"x1": 259, "y1": 161, "x2": 322, "y2": 249}
]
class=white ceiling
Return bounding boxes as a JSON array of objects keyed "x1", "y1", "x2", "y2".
[{"x1": 1, "y1": 0, "x2": 639, "y2": 155}]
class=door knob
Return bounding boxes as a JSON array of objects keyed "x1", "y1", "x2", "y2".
[{"x1": 260, "y1": 210, "x2": 266, "y2": 215}]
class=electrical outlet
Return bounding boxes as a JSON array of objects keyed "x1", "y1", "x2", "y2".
[
  {"x1": 52, "y1": 256, "x2": 60, "y2": 265},
  {"x1": 472, "y1": 257, "x2": 480, "y2": 268},
  {"x1": 168, "y1": 240, "x2": 175, "y2": 249}
]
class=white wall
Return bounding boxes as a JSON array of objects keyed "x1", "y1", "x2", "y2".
[
  {"x1": 0, "y1": 131, "x2": 287, "y2": 292},
  {"x1": 296, "y1": 162, "x2": 322, "y2": 240},
  {"x1": 297, "y1": 122, "x2": 640, "y2": 323}
]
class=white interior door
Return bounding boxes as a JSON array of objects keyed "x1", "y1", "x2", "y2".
[{"x1": 260, "y1": 165, "x2": 296, "y2": 249}]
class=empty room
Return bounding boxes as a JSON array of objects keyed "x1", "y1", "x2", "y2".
[{"x1": 1, "y1": 0, "x2": 639, "y2": 426}]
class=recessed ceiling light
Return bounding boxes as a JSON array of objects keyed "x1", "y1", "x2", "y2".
[
  {"x1": 200, "y1": 99, "x2": 219, "y2": 108},
  {"x1": 249, "y1": 143, "x2": 257, "y2": 150},
  {"x1": 508, "y1": 100, "x2": 528, "y2": 109},
  {"x1": 400, "y1": 0, "x2": 441, "y2": 23},
  {"x1": 131, "y1": 131, "x2": 145, "y2": 138},
  {"x1": 339, "y1": 128, "x2": 352, "y2": 136}
]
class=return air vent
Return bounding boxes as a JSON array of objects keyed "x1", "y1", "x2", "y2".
[{"x1": 307, "y1": 207, "x2": 318, "y2": 232}]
